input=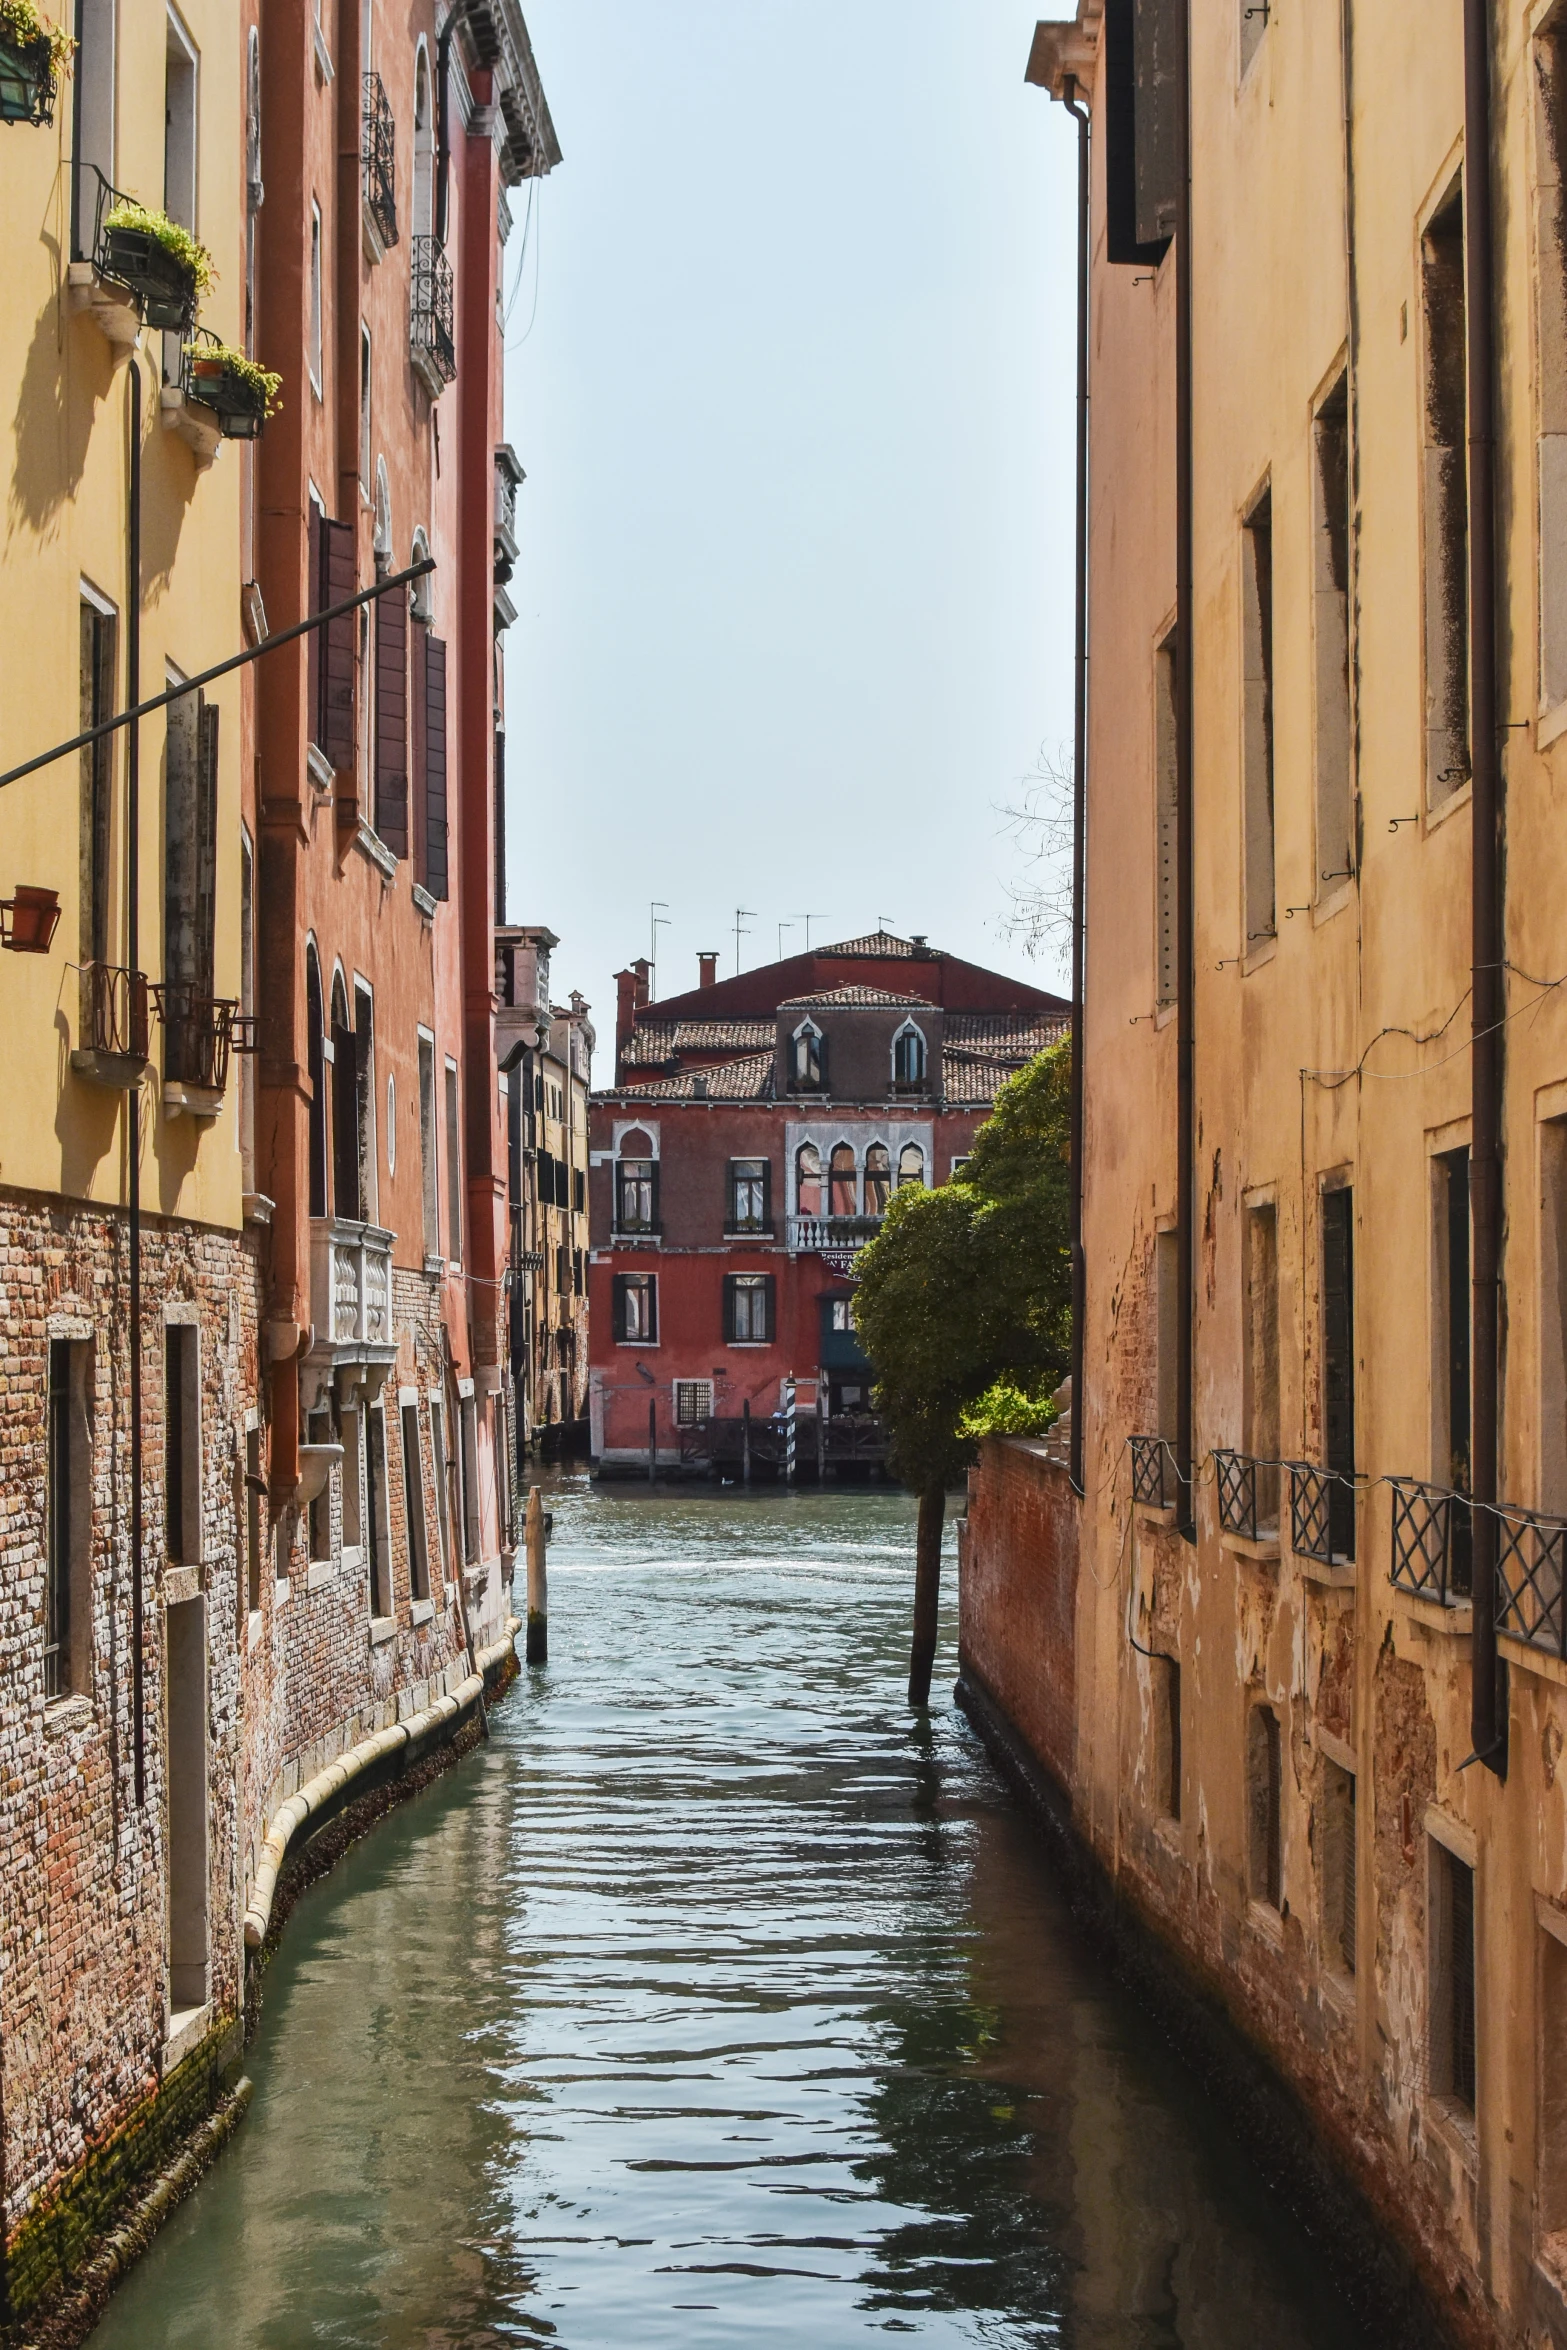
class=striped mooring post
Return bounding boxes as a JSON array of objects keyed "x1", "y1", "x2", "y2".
[{"x1": 784, "y1": 1376, "x2": 796, "y2": 1488}]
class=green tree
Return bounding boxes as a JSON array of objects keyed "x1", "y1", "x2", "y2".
[{"x1": 854, "y1": 1044, "x2": 1072, "y2": 1705}]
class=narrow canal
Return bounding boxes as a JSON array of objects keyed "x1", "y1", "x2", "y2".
[{"x1": 89, "y1": 1482, "x2": 1367, "y2": 2349}]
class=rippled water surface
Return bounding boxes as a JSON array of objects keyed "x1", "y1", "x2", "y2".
[{"x1": 90, "y1": 1481, "x2": 1367, "y2": 2348}]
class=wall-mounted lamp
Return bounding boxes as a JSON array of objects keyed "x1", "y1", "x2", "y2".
[{"x1": 0, "y1": 885, "x2": 61, "y2": 952}]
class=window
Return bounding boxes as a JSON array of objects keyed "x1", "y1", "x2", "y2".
[
  {"x1": 163, "y1": 682, "x2": 218, "y2": 1081},
  {"x1": 1539, "y1": 1925, "x2": 1567, "y2": 2260},
  {"x1": 790, "y1": 1021, "x2": 824, "y2": 1091},
  {"x1": 165, "y1": 1593, "x2": 208, "y2": 2011},
  {"x1": 863, "y1": 1143, "x2": 891, "y2": 1216},
  {"x1": 412, "y1": 42, "x2": 434, "y2": 240},
  {"x1": 616, "y1": 1130, "x2": 657, "y2": 1231},
  {"x1": 429, "y1": 1396, "x2": 450, "y2": 1575},
  {"x1": 308, "y1": 199, "x2": 324, "y2": 393},
  {"x1": 1155, "y1": 629, "x2": 1178, "y2": 1006},
  {"x1": 892, "y1": 1024, "x2": 927, "y2": 1087},
  {"x1": 401, "y1": 1401, "x2": 429, "y2": 1600},
  {"x1": 1246, "y1": 1702, "x2": 1283, "y2": 1911},
  {"x1": 80, "y1": 593, "x2": 116, "y2": 967},
  {"x1": 353, "y1": 982, "x2": 377, "y2": 1222},
  {"x1": 373, "y1": 555, "x2": 408, "y2": 855},
  {"x1": 493, "y1": 1391, "x2": 513, "y2": 1549},
  {"x1": 306, "y1": 1404, "x2": 333, "y2": 1563},
  {"x1": 164, "y1": 1324, "x2": 200, "y2": 1564},
  {"x1": 725, "y1": 1274, "x2": 775, "y2": 1345},
  {"x1": 729, "y1": 1158, "x2": 769, "y2": 1232},
  {"x1": 71, "y1": 0, "x2": 116, "y2": 259},
  {"x1": 795, "y1": 1141, "x2": 822, "y2": 1217},
  {"x1": 1320, "y1": 1758, "x2": 1356, "y2": 1977},
  {"x1": 306, "y1": 945, "x2": 327, "y2": 1217},
  {"x1": 1429, "y1": 1839, "x2": 1477, "y2": 2114},
  {"x1": 897, "y1": 1143, "x2": 925, "y2": 1189},
  {"x1": 1434, "y1": 1148, "x2": 1471, "y2": 1492},
  {"x1": 675, "y1": 1379, "x2": 714, "y2": 1426},
  {"x1": 418, "y1": 1034, "x2": 439, "y2": 1257},
  {"x1": 341, "y1": 1404, "x2": 363, "y2": 1553},
  {"x1": 45, "y1": 1339, "x2": 91, "y2": 1700},
  {"x1": 459, "y1": 1393, "x2": 479, "y2": 1562},
  {"x1": 829, "y1": 1145, "x2": 857, "y2": 1218},
  {"x1": 1537, "y1": 21, "x2": 1567, "y2": 714},
  {"x1": 445, "y1": 1056, "x2": 462, "y2": 1262},
  {"x1": 360, "y1": 325, "x2": 372, "y2": 484},
  {"x1": 1152, "y1": 1655, "x2": 1180, "y2": 1821},
  {"x1": 163, "y1": 9, "x2": 198, "y2": 235},
  {"x1": 613, "y1": 1273, "x2": 657, "y2": 1343},
  {"x1": 1155, "y1": 1224, "x2": 1180, "y2": 1444},
  {"x1": 244, "y1": 1425, "x2": 263, "y2": 1614},
  {"x1": 1243, "y1": 1199, "x2": 1279, "y2": 1532},
  {"x1": 245, "y1": 24, "x2": 260, "y2": 347},
  {"x1": 1322, "y1": 1184, "x2": 1356, "y2": 1558},
  {"x1": 1242, "y1": 484, "x2": 1275, "y2": 946},
  {"x1": 829, "y1": 1297, "x2": 856, "y2": 1334},
  {"x1": 366, "y1": 1403, "x2": 391, "y2": 1617},
  {"x1": 1541, "y1": 1118, "x2": 1567, "y2": 1514},
  {"x1": 1422, "y1": 178, "x2": 1469, "y2": 806},
  {"x1": 1312, "y1": 374, "x2": 1353, "y2": 896},
  {"x1": 240, "y1": 828, "x2": 255, "y2": 1188}
]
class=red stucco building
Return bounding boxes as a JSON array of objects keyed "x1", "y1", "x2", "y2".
[{"x1": 588, "y1": 932, "x2": 1066, "y2": 1477}]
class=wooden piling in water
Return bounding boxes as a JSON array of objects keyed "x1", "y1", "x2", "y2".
[
  {"x1": 525, "y1": 1484, "x2": 548, "y2": 1665},
  {"x1": 742, "y1": 1399, "x2": 751, "y2": 1487},
  {"x1": 648, "y1": 1398, "x2": 657, "y2": 1487}
]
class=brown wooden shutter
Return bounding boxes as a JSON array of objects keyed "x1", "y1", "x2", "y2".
[
  {"x1": 332, "y1": 1017, "x2": 359, "y2": 1219},
  {"x1": 319, "y1": 517, "x2": 357, "y2": 771},
  {"x1": 423, "y1": 630, "x2": 449, "y2": 899},
  {"x1": 196, "y1": 696, "x2": 218, "y2": 999},
  {"x1": 411, "y1": 615, "x2": 428, "y2": 887},
  {"x1": 164, "y1": 689, "x2": 200, "y2": 995},
  {"x1": 307, "y1": 506, "x2": 322, "y2": 749},
  {"x1": 374, "y1": 584, "x2": 408, "y2": 855}
]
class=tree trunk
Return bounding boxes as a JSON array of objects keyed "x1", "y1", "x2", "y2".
[{"x1": 907, "y1": 1481, "x2": 947, "y2": 1707}]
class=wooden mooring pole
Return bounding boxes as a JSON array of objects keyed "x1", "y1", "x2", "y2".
[
  {"x1": 742, "y1": 1398, "x2": 751, "y2": 1487},
  {"x1": 525, "y1": 1484, "x2": 548, "y2": 1665},
  {"x1": 648, "y1": 1398, "x2": 657, "y2": 1487}
]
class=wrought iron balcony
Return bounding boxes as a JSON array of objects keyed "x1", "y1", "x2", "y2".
[
  {"x1": 410, "y1": 236, "x2": 456, "y2": 391},
  {"x1": 71, "y1": 962, "x2": 149, "y2": 1087},
  {"x1": 154, "y1": 981, "x2": 246, "y2": 1100},
  {"x1": 1492, "y1": 1503, "x2": 1567, "y2": 1659},
  {"x1": 1389, "y1": 1477, "x2": 1472, "y2": 1606},
  {"x1": 494, "y1": 446, "x2": 522, "y2": 584},
  {"x1": 1289, "y1": 1460, "x2": 1356, "y2": 1565},
  {"x1": 1129, "y1": 1434, "x2": 1172, "y2": 1508},
  {"x1": 1213, "y1": 1448, "x2": 1279, "y2": 1543},
  {"x1": 361, "y1": 73, "x2": 398, "y2": 252}
]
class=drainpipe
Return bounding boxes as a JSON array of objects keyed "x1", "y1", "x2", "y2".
[
  {"x1": 127, "y1": 350, "x2": 145, "y2": 1805},
  {"x1": 1464, "y1": 0, "x2": 1506, "y2": 1777},
  {"x1": 1174, "y1": 0, "x2": 1196, "y2": 1544},
  {"x1": 1062, "y1": 72, "x2": 1090, "y2": 1500}
]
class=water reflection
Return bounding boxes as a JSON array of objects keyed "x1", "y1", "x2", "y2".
[{"x1": 89, "y1": 1480, "x2": 1365, "y2": 2348}]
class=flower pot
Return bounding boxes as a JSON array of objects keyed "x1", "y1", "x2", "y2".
[
  {"x1": 183, "y1": 352, "x2": 268, "y2": 440},
  {"x1": 2, "y1": 884, "x2": 61, "y2": 953},
  {"x1": 99, "y1": 223, "x2": 197, "y2": 331},
  {"x1": 0, "y1": 33, "x2": 57, "y2": 125}
]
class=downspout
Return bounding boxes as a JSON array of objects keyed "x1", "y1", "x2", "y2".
[
  {"x1": 127, "y1": 350, "x2": 145, "y2": 1805},
  {"x1": 1062, "y1": 71, "x2": 1090, "y2": 1499},
  {"x1": 1464, "y1": 0, "x2": 1506, "y2": 1777},
  {"x1": 1174, "y1": 0, "x2": 1196, "y2": 1543}
]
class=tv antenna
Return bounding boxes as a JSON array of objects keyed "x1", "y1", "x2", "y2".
[
  {"x1": 649, "y1": 901, "x2": 669, "y2": 998},
  {"x1": 734, "y1": 906, "x2": 754, "y2": 973}
]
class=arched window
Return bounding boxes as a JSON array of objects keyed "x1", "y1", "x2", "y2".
[
  {"x1": 790, "y1": 1019, "x2": 824, "y2": 1091},
  {"x1": 412, "y1": 45, "x2": 434, "y2": 241},
  {"x1": 330, "y1": 972, "x2": 359, "y2": 1220},
  {"x1": 306, "y1": 944, "x2": 327, "y2": 1216},
  {"x1": 829, "y1": 1144, "x2": 857, "y2": 1218},
  {"x1": 411, "y1": 525, "x2": 433, "y2": 620},
  {"x1": 897, "y1": 1142, "x2": 925, "y2": 1189},
  {"x1": 795, "y1": 1141, "x2": 822, "y2": 1217},
  {"x1": 616, "y1": 1126, "x2": 656, "y2": 1231},
  {"x1": 373, "y1": 456, "x2": 393, "y2": 569},
  {"x1": 864, "y1": 1143, "x2": 891, "y2": 1216},
  {"x1": 892, "y1": 1021, "x2": 927, "y2": 1087}
]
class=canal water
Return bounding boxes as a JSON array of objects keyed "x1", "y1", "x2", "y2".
[{"x1": 89, "y1": 1481, "x2": 1368, "y2": 2349}]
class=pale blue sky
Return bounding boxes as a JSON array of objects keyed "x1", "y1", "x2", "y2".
[{"x1": 500, "y1": 0, "x2": 1077, "y2": 1034}]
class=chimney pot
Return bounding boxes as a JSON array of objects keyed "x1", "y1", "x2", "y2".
[
  {"x1": 698, "y1": 952, "x2": 718, "y2": 990},
  {"x1": 632, "y1": 957, "x2": 651, "y2": 1008}
]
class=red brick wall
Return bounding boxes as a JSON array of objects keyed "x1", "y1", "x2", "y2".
[{"x1": 958, "y1": 1438, "x2": 1078, "y2": 1792}]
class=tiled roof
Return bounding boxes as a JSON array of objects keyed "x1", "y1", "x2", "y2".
[
  {"x1": 778, "y1": 986, "x2": 939, "y2": 1010},
  {"x1": 817, "y1": 929, "x2": 921, "y2": 958},
  {"x1": 612, "y1": 1051, "x2": 775, "y2": 1102},
  {"x1": 621, "y1": 1017, "x2": 774, "y2": 1065},
  {"x1": 945, "y1": 1012, "x2": 1069, "y2": 1052},
  {"x1": 941, "y1": 1052, "x2": 1031, "y2": 1107}
]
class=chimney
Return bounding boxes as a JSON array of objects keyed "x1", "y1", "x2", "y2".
[
  {"x1": 632, "y1": 956, "x2": 651, "y2": 1008},
  {"x1": 698, "y1": 951, "x2": 718, "y2": 990},
  {"x1": 615, "y1": 968, "x2": 639, "y2": 1057}
]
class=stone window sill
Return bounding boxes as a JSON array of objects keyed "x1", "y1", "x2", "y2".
[
  {"x1": 1396, "y1": 1590, "x2": 1473, "y2": 1642},
  {"x1": 247, "y1": 1608, "x2": 264, "y2": 1651},
  {"x1": 161, "y1": 2003, "x2": 212, "y2": 2076},
  {"x1": 411, "y1": 1598, "x2": 434, "y2": 1625},
  {"x1": 1426, "y1": 2095, "x2": 1479, "y2": 2176},
  {"x1": 1134, "y1": 1501, "x2": 1176, "y2": 1529},
  {"x1": 1220, "y1": 1527, "x2": 1281, "y2": 1565},
  {"x1": 306, "y1": 1559, "x2": 337, "y2": 1593},
  {"x1": 163, "y1": 1563, "x2": 203, "y2": 1607},
  {"x1": 369, "y1": 1615, "x2": 397, "y2": 1647},
  {"x1": 1246, "y1": 1899, "x2": 1285, "y2": 1952},
  {"x1": 412, "y1": 883, "x2": 438, "y2": 921},
  {"x1": 353, "y1": 821, "x2": 399, "y2": 882},
  {"x1": 1297, "y1": 1553, "x2": 1356, "y2": 1589},
  {"x1": 44, "y1": 1693, "x2": 94, "y2": 1738},
  {"x1": 274, "y1": 1576, "x2": 292, "y2": 1608}
]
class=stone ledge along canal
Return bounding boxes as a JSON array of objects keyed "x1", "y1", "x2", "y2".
[{"x1": 88, "y1": 1480, "x2": 1369, "y2": 2348}]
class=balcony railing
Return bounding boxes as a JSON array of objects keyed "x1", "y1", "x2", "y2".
[
  {"x1": 1213, "y1": 1448, "x2": 1279, "y2": 1542},
  {"x1": 154, "y1": 982, "x2": 245, "y2": 1094},
  {"x1": 788, "y1": 1214, "x2": 883, "y2": 1254},
  {"x1": 1389, "y1": 1477, "x2": 1472, "y2": 1607},
  {"x1": 1492, "y1": 1503, "x2": 1567, "y2": 1659},
  {"x1": 494, "y1": 448, "x2": 522, "y2": 584},
  {"x1": 71, "y1": 962, "x2": 150, "y2": 1085},
  {"x1": 410, "y1": 236, "x2": 456, "y2": 388},
  {"x1": 309, "y1": 1217, "x2": 395, "y2": 1354},
  {"x1": 362, "y1": 73, "x2": 398, "y2": 251},
  {"x1": 1289, "y1": 1460, "x2": 1356, "y2": 1565},
  {"x1": 1130, "y1": 1433, "x2": 1170, "y2": 1509}
]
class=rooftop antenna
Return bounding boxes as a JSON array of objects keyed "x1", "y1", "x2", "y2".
[
  {"x1": 777, "y1": 919, "x2": 796, "y2": 963},
  {"x1": 877, "y1": 914, "x2": 895, "y2": 935},
  {"x1": 792, "y1": 912, "x2": 818, "y2": 951},
  {"x1": 649, "y1": 900, "x2": 669, "y2": 998},
  {"x1": 734, "y1": 906, "x2": 754, "y2": 973}
]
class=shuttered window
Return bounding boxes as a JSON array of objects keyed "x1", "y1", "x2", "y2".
[
  {"x1": 316, "y1": 516, "x2": 357, "y2": 770},
  {"x1": 1246, "y1": 1704, "x2": 1282, "y2": 1910},
  {"x1": 1322, "y1": 1186, "x2": 1356, "y2": 1560},
  {"x1": 412, "y1": 621, "x2": 448, "y2": 898},
  {"x1": 1103, "y1": 0, "x2": 1178, "y2": 268},
  {"x1": 374, "y1": 583, "x2": 408, "y2": 854}
]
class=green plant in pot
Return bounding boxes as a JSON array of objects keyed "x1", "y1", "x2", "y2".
[
  {"x1": 0, "y1": 0, "x2": 72, "y2": 126},
  {"x1": 181, "y1": 335, "x2": 282, "y2": 439},
  {"x1": 99, "y1": 199, "x2": 213, "y2": 332}
]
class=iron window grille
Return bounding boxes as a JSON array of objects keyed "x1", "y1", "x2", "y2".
[
  {"x1": 1289, "y1": 1460, "x2": 1357, "y2": 1565},
  {"x1": 1389, "y1": 1477, "x2": 1472, "y2": 1606},
  {"x1": 1493, "y1": 1503, "x2": 1567, "y2": 1660},
  {"x1": 154, "y1": 983, "x2": 248, "y2": 1092},
  {"x1": 1213, "y1": 1449, "x2": 1279, "y2": 1543},
  {"x1": 362, "y1": 73, "x2": 398, "y2": 248},
  {"x1": 83, "y1": 962, "x2": 150, "y2": 1062},
  {"x1": 410, "y1": 236, "x2": 456, "y2": 386},
  {"x1": 1131, "y1": 1434, "x2": 1169, "y2": 1509}
]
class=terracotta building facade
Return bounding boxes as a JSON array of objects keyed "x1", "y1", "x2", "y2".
[
  {"x1": 588, "y1": 934, "x2": 1065, "y2": 1478},
  {"x1": 958, "y1": 7, "x2": 1567, "y2": 2346}
]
